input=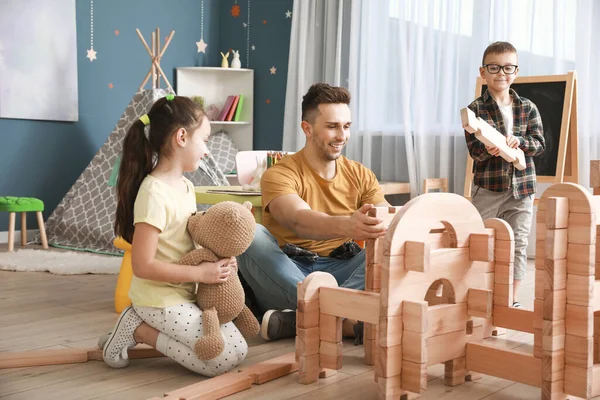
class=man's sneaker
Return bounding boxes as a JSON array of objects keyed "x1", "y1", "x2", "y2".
[
  {"x1": 102, "y1": 306, "x2": 143, "y2": 368},
  {"x1": 260, "y1": 309, "x2": 296, "y2": 341}
]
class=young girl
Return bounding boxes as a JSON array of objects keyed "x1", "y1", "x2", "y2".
[{"x1": 101, "y1": 94, "x2": 247, "y2": 377}]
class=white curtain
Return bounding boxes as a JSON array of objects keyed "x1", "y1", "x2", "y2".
[
  {"x1": 282, "y1": 0, "x2": 345, "y2": 152},
  {"x1": 284, "y1": 0, "x2": 599, "y2": 195}
]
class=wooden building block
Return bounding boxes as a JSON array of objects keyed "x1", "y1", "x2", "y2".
[
  {"x1": 319, "y1": 313, "x2": 342, "y2": 343},
  {"x1": 297, "y1": 300, "x2": 319, "y2": 329},
  {"x1": 567, "y1": 243, "x2": 595, "y2": 276},
  {"x1": 319, "y1": 341, "x2": 343, "y2": 370},
  {"x1": 564, "y1": 364, "x2": 592, "y2": 398},
  {"x1": 402, "y1": 330, "x2": 427, "y2": 363},
  {"x1": 296, "y1": 327, "x2": 320, "y2": 357},
  {"x1": 298, "y1": 354, "x2": 320, "y2": 384},
  {"x1": 566, "y1": 274, "x2": 594, "y2": 307},
  {"x1": 568, "y1": 213, "x2": 596, "y2": 245},
  {"x1": 591, "y1": 160, "x2": 600, "y2": 188},
  {"x1": 319, "y1": 286, "x2": 379, "y2": 324},
  {"x1": 469, "y1": 232, "x2": 494, "y2": 262},
  {"x1": 546, "y1": 197, "x2": 569, "y2": 229},
  {"x1": 543, "y1": 320, "x2": 566, "y2": 352},
  {"x1": 542, "y1": 349, "x2": 565, "y2": 381},
  {"x1": 535, "y1": 275, "x2": 545, "y2": 300},
  {"x1": 376, "y1": 375, "x2": 404, "y2": 399},
  {"x1": 544, "y1": 259, "x2": 567, "y2": 291},
  {"x1": 546, "y1": 229, "x2": 568, "y2": 260},
  {"x1": 405, "y1": 241, "x2": 430, "y2": 272},
  {"x1": 403, "y1": 301, "x2": 428, "y2": 333},
  {"x1": 444, "y1": 356, "x2": 467, "y2": 386},
  {"x1": 494, "y1": 262, "x2": 514, "y2": 285},
  {"x1": 565, "y1": 335, "x2": 593, "y2": 368},
  {"x1": 467, "y1": 288, "x2": 492, "y2": 318},
  {"x1": 378, "y1": 344, "x2": 402, "y2": 377},
  {"x1": 565, "y1": 304, "x2": 593, "y2": 338},
  {"x1": 534, "y1": 328, "x2": 543, "y2": 358},
  {"x1": 595, "y1": 312, "x2": 600, "y2": 363},
  {"x1": 543, "y1": 289, "x2": 566, "y2": 321},
  {"x1": 366, "y1": 262, "x2": 382, "y2": 290},
  {"x1": 492, "y1": 306, "x2": 535, "y2": 333},
  {"x1": 379, "y1": 315, "x2": 402, "y2": 347},
  {"x1": 494, "y1": 282, "x2": 513, "y2": 307},
  {"x1": 495, "y1": 239, "x2": 515, "y2": 263},
  {"x1": 402, "y1": 360, "x2": 427, "y2": 393}
]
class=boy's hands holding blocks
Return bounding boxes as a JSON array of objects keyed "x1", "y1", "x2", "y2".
[{"x1": 461, "y1": 107, "x2": 526, "y2": 170}]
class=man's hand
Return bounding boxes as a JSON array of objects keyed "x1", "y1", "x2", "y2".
[
  {"x1": 506, "y1": 134, "x2": 519, "y2": 149},
  {"x1": 347, "y1": 204, "x2": 387, "y2": 240},
  {"x1": 485, "y1": 144, "x2": 501, "y2": 157}
]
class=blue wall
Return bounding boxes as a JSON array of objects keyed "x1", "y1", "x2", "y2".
[
  {"x1": 219, "y1": 0, "x2": 293, "y2": 150},
  {"x1": 0, "y1": 0, "x2": 291, "y2": 229}
]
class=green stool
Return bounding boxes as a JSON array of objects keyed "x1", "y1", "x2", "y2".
[{"x1": 0, "y1": 197, "x2": 48, "y2": 251}]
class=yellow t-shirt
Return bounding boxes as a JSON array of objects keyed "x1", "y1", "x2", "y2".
[
  {"x1": 261, "y1": 149, "x2": 386, "y2": 256},
  {"x1": 128, "y1": 175, "x2": 198, "y2": 308}
]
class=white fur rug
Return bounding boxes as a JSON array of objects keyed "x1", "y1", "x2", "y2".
[{"x1": 0, "y1": 249, "x2": 121, "y2": 275}]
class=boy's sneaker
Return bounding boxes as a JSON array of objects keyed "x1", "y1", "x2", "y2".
[
  {"x1": 260, "y1": 309, "x2": 296, "y2": 341},
  {"x1": 102, "y1": 306, "x2": 143, "y2": 368}
]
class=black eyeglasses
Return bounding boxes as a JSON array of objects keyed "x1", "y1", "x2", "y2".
[{"x1": 482, "y1": 64, "x2": 518, "y2": 74}]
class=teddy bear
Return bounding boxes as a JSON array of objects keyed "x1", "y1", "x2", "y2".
[{"x1": 178, "y1": 201, "x2": 260, "y2": 360}]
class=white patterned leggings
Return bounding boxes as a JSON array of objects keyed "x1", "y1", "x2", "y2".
[{"x1": 133, "y1": 303, "x2": 248, "y2": 377}]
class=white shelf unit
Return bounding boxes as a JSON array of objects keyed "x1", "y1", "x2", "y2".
[{"x1": 176, "y1": 67, "x2": 254, "y2": 151}]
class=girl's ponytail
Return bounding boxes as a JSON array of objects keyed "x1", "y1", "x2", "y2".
[{"x1": 114, "y1": 118, "x2": 154, "y2": 243}]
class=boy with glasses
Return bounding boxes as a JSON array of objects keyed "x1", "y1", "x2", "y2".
[{"x1": 465, "y1": 41, "x2": 545, "y2": 309}]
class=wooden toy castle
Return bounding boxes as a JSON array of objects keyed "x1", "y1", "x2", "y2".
[{"x1": 296, "y1": 181, "x2": 600, "y2": 399}]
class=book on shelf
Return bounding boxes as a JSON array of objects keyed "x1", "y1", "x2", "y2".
[
  {"x1": 233, "y1": 94, "x2": 244, "y2": 121},
  {"x1": 225, "y1": 95, "x2": 240, "y2": 121},
  {"x1": 217, "y1": 95, "x2": 235, "y2": 121}
]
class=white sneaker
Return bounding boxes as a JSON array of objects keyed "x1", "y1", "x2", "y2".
[
  {"x1": 97, "y1": 331, "x2": 111, "y2": 349},
  {"x1": 102, "y1": 306, "x2": 143, "y2": 368}
]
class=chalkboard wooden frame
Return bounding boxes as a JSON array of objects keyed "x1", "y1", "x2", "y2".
[{"x1": 464, "y1": 71, "x2": 578, "y2": 198}]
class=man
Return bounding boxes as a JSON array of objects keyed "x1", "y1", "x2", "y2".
[{"x1": 237, "y1": 83, "x2": 391, "y2": 341}]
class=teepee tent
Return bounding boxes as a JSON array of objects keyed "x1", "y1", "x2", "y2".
[{"x1": 40, "y1": 29, "x2": 231, "y2": 255}]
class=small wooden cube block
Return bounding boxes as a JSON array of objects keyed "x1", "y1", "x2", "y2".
[
  {"x1": 567, "y1": 244, "x2": 595, "y2": 275},
  {"x1": 402, "y1": 330, "x2": 427, "y2": 363},
  {"x1": 565, "y1": 335, "x2": 593, "y2": 368},
  {"x1": 403, "y1": 301, "x2": 428, "y2": 333},
  {"x1": 565, "y1": 304, "x2": 593, "y2": 338},
  {"x1": 568, "y1": 213, "x2": 596, "y2": 245},
  {"x1": 495, "y1": 239, "x2": 515, "y2": 263},
  {"x1": 535, "y1": 275, "x2": 545, "y2": 300},
  {"x1": 379, "y1": 315, "x2": 403, "y2": 347},
  {"x1": 545, "y1": 229, "x2": 568, "y2": 260},
  {"x1": 544, "y1": 259, "x2": 567, "y2": 291},
  {"x1": 469, "y1": 233, "x2": 494, "y2": 262},
  {"x1": 319, "y1": 313, "x2": 342, "y2": 343},
  {"x1": 444, "y1": 357, "x2": 467, "y2": 386},
  {"x1": 563, "y1": 364, "x2": 592, "y2": 399},
  {"x1": 401, "y1": 360, "x2": 427, "y2": 393},
  {"x1": 542, "y1": 349, "x2": 565, "y2": 378},
  {"x1": 534, "y1": 328, "x2": 543, "y2": 358},
  {"x1": 319, "y1": 341, "x2": 343, "y2": 370},
  {"x1": 542, "y1": 320, "x2": 565, "y2": 352},
  {"x1": 546, "y1": 197, "x2": 569, "y2": 229},
  {"x1": 543, "y1": 289, "x2": 566, "y2": 321},
  {"x1": 296, "y1": 327, "x2": 320, "y2": 356},
  {"x1": 494, "y1": 262, "x2": 513, "y2": 285},
  {"x1": 297, "y1": 300, "x2": 320, "y2": 329},
  {"x1": 298, "y1": 354, "x2": 320, "y2": 384},
  {"x1": 566, "y1": 274, "x2": 594, "y2": 307},
  {"x1": 467, "y1": 288, "x2": 492, "y2": 318},
  {"x1": 494, "y1": 282, "x2": 513, "y2": 307},
  {"x1": 378, "y1": 344, "x2": 402, "y2": 377},
  {"x1": 405, "y1": 241, "x2": 430, "y2": 272}
]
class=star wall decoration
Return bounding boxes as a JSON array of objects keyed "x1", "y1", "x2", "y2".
[
  {"x1": 285, "y1": 10, "x2": 292, "y2": 18},
  {"x1": 270, "y1": 66, "x2": 277, "y2": 75},
  {"x1": 196, "y1": 39, "x2": 208, "y2": 53},
  {"x1": 86, "y1": 48, "x2": 97, "y2": 61}
]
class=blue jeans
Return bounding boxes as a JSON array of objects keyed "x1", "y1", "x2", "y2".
[{"x1": 237, "y1": 225, "x2": 365, "y2": 315}]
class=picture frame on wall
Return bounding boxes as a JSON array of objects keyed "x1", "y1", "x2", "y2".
[{"x1": 0, "y1": 0, "x2": 78, "y2": 122}]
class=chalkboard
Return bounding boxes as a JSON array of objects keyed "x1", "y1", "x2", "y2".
[{"x1": 481, "y1": 81, "x2": 566, "y2": 177}]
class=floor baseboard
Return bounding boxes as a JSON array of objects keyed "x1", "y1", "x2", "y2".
[{"x1": 0, "y1": 229, "x2": 39, "y2": 244}]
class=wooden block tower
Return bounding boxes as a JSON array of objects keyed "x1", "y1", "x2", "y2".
[{"x1": 296, "y1": 181, "x2": 600, "y2": 399}]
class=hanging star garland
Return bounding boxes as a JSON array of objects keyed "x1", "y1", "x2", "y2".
[
  {"x1": 285, "y1": 10, "x2": 292, "y2": 18},
  {"x1": 196, "y1": 0, "x2": 208, "y2": 53},
  {"x1": 86, "y1": 0, "x2": 96, "y2": 61}
]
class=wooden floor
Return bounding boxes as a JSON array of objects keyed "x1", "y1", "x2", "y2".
[{"x1": 0, "y1": 248, "x2": 586, "y2": 400}]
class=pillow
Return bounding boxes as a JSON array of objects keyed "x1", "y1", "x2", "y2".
[{"x1": 207, "y1": 131, "x2": 238, "y2": 174}]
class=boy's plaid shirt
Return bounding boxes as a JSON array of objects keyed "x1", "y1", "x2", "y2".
[{"x1": 465, "y1": 88, "x2": 545, "y2": 200}]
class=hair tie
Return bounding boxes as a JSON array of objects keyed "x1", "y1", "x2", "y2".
[
  {"x1": 165, "y1": 94, "x2": 175, "y2": 101},
  {"x1": 139, "y1": 114, "x2": 150, "y2": 126}
]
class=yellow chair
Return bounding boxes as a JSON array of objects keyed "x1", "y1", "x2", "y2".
[{"x1": 113, "y1": 236, "x2": 133, "y2": 313}]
